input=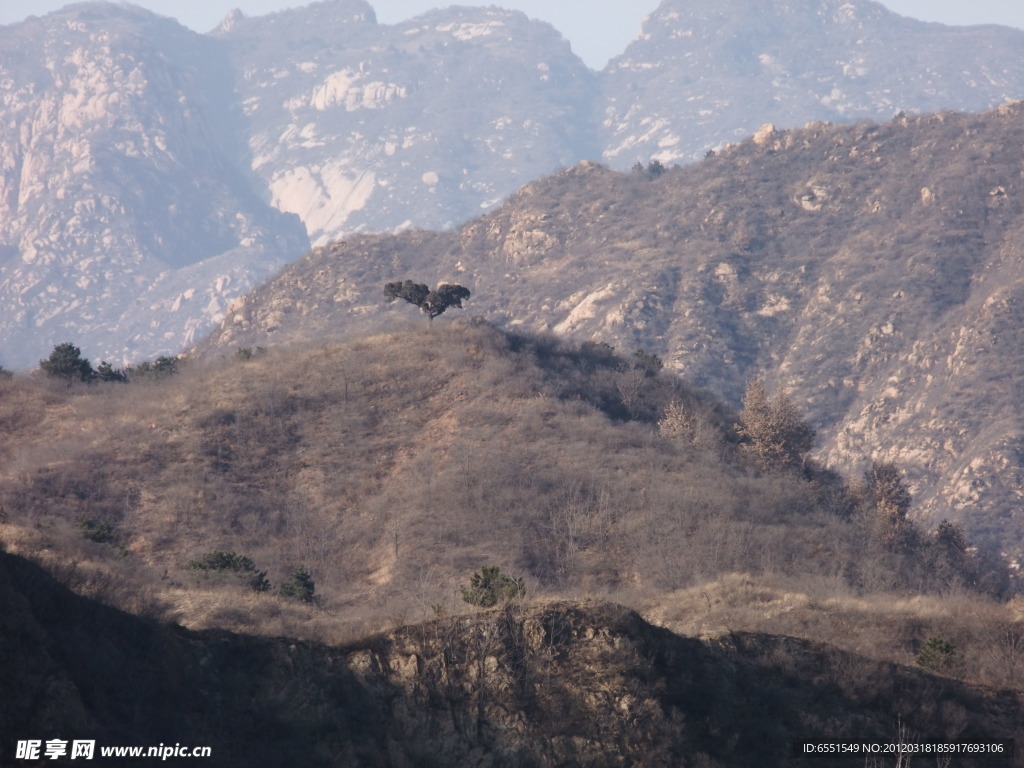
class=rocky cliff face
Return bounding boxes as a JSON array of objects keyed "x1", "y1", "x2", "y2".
[
  {"x1": 4, "y1": 0, "x2": 1024, "y2": 366},
  {"x1": 216, "y1": 0, "x2": 598, "y2": 245},
  {"x1": 600, "y1": 0, "x2": 1024, "y2": 166},
  {"x1": 196, "y1": 104, "x2": 1024, "y2": 557},
  {"x1": 3, "y1": 549, "x2": 1019, "y2": 767},
  {"x1": 0, "y1": 4, "x2": 308, "y2": 367}
]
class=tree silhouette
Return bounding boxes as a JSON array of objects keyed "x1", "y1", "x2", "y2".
[
  {"x1": 96, "y1": 361, "x2": 128, "y2": 383},
  {"x1": 384, "y1": 280, "x2": 470, "y2": 323},
  {"x1": 126, "y1": 356, "x2": 179, "y2": 381},
  {"x1": 40, "y1": 342, "x2": 95, "y2": 383},
  {"x1": 279, "y1": 568, "x2": 315, "y2": 603}
]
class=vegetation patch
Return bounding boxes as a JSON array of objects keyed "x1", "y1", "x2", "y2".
[
  {"x1": 188, "y1": 550, "x2": 271, "y2": 593},
  {"x1": 461, "y1": 566, "x2": 526, "y2": 608},
  {"x1": 278, "y1": 568, "x2": 315, "y2": 603}
]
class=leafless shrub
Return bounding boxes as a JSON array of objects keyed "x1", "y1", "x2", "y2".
[
  {"x1": 658, "y1": 399, "x2": 694, "y2": 441},
  {"x1": 736, "y1": 378, "x2": 815, "y2": 473},
  {"x1": 615, "y1": 367, "x2": 648, "y2": 419},
  {"x1": 978, "y1": 623, "x2": 1024, "y2": 687}
]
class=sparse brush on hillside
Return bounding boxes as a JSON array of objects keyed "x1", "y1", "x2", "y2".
[
  {"x1": 0, "y1": 322, "x2": 1016, "y2": 688},
  {"x1": 4, "y1": 547, "x2": 1019, "y2": 768},
  {"x1": 195, "y1": 104, "x2": 1024, "y2": 565}
]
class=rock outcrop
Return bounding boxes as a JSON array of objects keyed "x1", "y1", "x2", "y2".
[
  {"x1": 196, "y1": 105, "x2": 1024, "y2": 556},
  {"x1": 2, "y1": 549, "x2": 1019, "y2": 766},
  {"x1": 5, "y1": 0, "x2": 1024, "y2": 365},
  {"x1": 0, "y1": 4, "x2": 308, "y2": 366}
]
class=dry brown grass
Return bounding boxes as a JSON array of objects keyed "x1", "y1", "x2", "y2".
[
  {"x1": 642, "y1": 572, "x2": 1024, "y2": 689},
  {"x1": 0, "y1": 323, "x2": 1016, "y2": 687}
]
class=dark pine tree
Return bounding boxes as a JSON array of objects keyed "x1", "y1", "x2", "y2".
[
  {"x1": 384, "y1": 280, "x2": 471, "y2": 323},
  {"x1": 40, "y1": 342, "x2": 95, "y2": 383}
]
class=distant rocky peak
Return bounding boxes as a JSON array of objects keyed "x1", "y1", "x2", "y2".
[
  {"x1": 211, "y1": 0, "x2": 377, "y2": 39},
  {"x1": 602, "y1": 0, "x2": 1024, "y2": 167},
  {"x1": 22, "y1": 2, "x2": 195, "y2": 37},
  {"x1": 636, "y1": 0, "x2": 905, "y2": 45},
  {"x1": 408, "y1": 4, "x2": 530, "y2": 28},
  {"x1": 214, "y1": 8, "x2": 245, "y2": 34}
]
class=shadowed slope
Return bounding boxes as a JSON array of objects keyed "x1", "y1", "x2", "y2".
[{"x1": 2, "y1": 548, "x2": 1020, "y2": 767}]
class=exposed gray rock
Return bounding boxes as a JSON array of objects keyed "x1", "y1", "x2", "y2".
[
  {"x1": 194, "y1": 106, "x2": 1024, "y2": 557},
  {"x1": 216, "y1": 0, "x2": 598, "y2": 245},
  {"x1": 600, "y1": 0, "x2": 1024, "y2": 165},
  {"x1": 5, "y1": 0, "x2": 1024, "y2": 370},
  {"x1": 0, "y1": 4, "x2": 308, "y2": 367}
]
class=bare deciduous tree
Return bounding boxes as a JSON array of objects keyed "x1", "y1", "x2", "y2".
[
  {"x1": 658, "y1": 400, "x2": 694, "y2": 442},
  {"x1": 858, "y1": 462, "x2": 914, "y2": 551},
  {"x1": 983, "y1": 625, "x2": 1024, "y2": 686},
  {"x1": 736, "y1": 378, "x2": 815, "y2": 472}
]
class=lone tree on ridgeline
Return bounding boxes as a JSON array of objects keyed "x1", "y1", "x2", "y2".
[{"x1": 384, "y1": 280, "x2": 470, "y2": 323}]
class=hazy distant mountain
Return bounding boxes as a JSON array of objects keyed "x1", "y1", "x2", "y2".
[
  {"x1": 5, "y1": 548, "x2": 1018, "y2": 766},
  {"x1": 215, "y1": 0, "x2": 598, "y2": 246},
  {"x1": 600, "y1": 0, "x2": 1024, "y2": 165},
  {"x1": 196, "y1": 104, "x2": 1024, "y2": 556},
  {"x1": 4, "y1": 0, "x2": 1024, "y2": 366},
  {"x1": 0, "y1": 4, "x2": 308, "y2": 367}
]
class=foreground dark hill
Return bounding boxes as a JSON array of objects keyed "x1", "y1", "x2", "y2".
[
  {"x1": 2, "y1": 548, "x2": 1021, "y2": 767},
  {"x1": 198, "y1": 103, "x2": 1024, "y2": 558}
]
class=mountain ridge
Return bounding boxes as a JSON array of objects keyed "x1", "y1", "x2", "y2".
[
  {"x1": 600, "y1": 0, "x2": 1024, "y2": 166},
  {"x1": 4, "y1": 0, "x2": 1024, "y2": 365},
  {"x1": 195, "y1": 103, "x2": 1024, "y2": 556}
]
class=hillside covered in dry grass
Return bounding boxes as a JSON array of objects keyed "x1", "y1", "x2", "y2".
[
  {"x1": 1, "y1": 323, "x2": 1021, "y2": 690},
  {"x1": 5, "y1": 322, "x2": 1024, "y2": 764},
  {"x1": 198, "y1": 103, "x2": 1024, "y2": 559}
]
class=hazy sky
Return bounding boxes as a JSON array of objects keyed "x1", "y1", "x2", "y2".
[{"x1": 2, "y1": 0, "x2": 1024, "y2": 70}]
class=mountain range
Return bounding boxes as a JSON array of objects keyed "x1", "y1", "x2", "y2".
[
  {"x1": 195, "y1": 103, "x2": 1024, "y2": 558},
  {"x1": 8, "y1": 2, "x2": 1024, "y2": 757},
  {"x1": 3, "y1": 0, "x2": 1024, "y2": 366}
]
